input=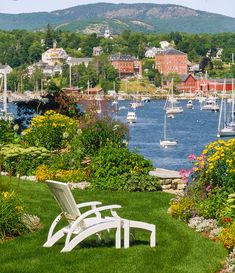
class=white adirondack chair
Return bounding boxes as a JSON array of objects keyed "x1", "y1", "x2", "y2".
[
  {"x1": 44, "y1": 180, "x2": 156, "y2": 252},
  {"x1": 43, "y1": 180, "x2": 121, "y2": 252}
]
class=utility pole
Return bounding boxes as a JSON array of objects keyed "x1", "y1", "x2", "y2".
[{"x1": 69, "y1": 64, "x2": 72, "y2": 88}]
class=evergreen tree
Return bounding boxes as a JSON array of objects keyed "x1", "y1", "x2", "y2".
[{"x1": 44, "y1": 24, "x2": 54, "y2": 50}]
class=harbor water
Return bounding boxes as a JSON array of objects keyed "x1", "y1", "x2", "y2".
[
  {"x1": 1, "y1": 99, "x2": 226, "y2": 171},
  {"x1": 115, "y1": 99, "x2": 221, "y2": 171}
]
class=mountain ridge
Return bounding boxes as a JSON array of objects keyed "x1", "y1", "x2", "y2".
[{"x1": 1, "y1": 2, "x2": 235, "y2": 33}]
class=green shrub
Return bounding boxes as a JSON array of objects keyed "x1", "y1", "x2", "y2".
[
  {"x1": 0, "y1": 191, "x2": 26, "y2": 241},
  {"x1": 0, "y1": 120, "x2": 18, "y2": 145},
  {"x1": 190, "y1": 138, "x2": 235, "y2": 191},
  {"x1": 0, "y1": 144, "x2": 51, "y2": 175},
  {"x1": 22, "y1": 110, "x2": 79, "y2": 151},
  {"x1": 78, "y1": 116, "x2": 128, "y2": 156},
  {"x1": 168, "y1": 196, "x2": 194, "y2": 222},
  {"x1": 119, "y1": 173, "x2": 161, "y2": 192},
  {"x1": 196, "y1": 189, "x2": 229, "y2": 222},
  {"x1": 89, "y1": 144, "x2": 154, "y2": 191}
]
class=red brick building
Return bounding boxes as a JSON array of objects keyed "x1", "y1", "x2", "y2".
[
  {"x1": 109, "y1": 53, "x2": 142, "y2": 78},
  {"x1": 155, "y1": 48, "x2": 188, "y2": 76}
]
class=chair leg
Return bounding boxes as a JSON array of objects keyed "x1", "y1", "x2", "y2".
[
  {"x1": 43, "y1": 229, "x2": 65, "y2": 247},
  {"x1": 123, "y1": 220, "x2": 130, "y2": 249},
  {"x1": 150, "y1": 226, "x2": 156, "y2": 247},
  {"x1": 115, "y1": 223, "x2": 121, "y2": 249}
]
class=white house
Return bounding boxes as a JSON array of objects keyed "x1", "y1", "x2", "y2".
[
  {"x1": 0, "y1": 64, "x2": 13, "y2": 75},
  {"x1": 42, "y1": 47, "x2": 68, "y2": 66}
]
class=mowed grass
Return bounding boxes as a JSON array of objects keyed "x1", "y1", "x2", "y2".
[{"x1": 0, "y1": 177, "x2": 227, "y2": 273}]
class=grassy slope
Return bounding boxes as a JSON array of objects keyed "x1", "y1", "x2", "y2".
[{"x1": 0, "y1": 177, "x2": 227, "y2": 273}]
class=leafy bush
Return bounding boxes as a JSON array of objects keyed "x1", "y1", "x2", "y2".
[
  {"x1": 89, "y1": 144, "x2": 154, "y2": 191},
  {"x1": 195, "y1": 189, "x2": 230, "y2": 222},
  {"x1": 219, "y1": 222, "x2": 235, "y2": 249},
  {"x1": 0, "y1": 120, "x2": 18, "y2": 145},
  {"x1": 118, "y1": 173, "x2": 161, "y2": 192},
  {"x1": 0, "y1": 144, "x2": 51, "y2": 175},
  {"x1": 36, "y1": 165, "x2": 86, "y2": 183},
  {"x1": 78, "y1": 116, "x2": 128, "y2": 155},
  {"x1": 168, "y1": 196, "x2": 194, "y2": 222},
  {"x1": 22, "y1": 110, "x2": 79, "y2": 151},
  {"x1": 190, "y1": 139, "x2": 235, "y2": 191},
  {"x1": 0, "y1": 191, "x2": 26, "y2": 241}
]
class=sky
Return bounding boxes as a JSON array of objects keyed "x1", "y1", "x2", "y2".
[{"x1": 1, "y1": 0, "x2": 235, "y2": 18}]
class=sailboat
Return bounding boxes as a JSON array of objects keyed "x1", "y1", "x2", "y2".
[
  {"x1": 0, "y1": 71, "x2": 12, "y2": 121},
  {"x1": 164, "y1": 79, "x2": 183, "y2": 114},
  {"x1": 160, "y1": 115, "x2": 178, "y2": 148},
  {"x1": 217, "y1": 80, "x2": 235, "y2": 137}
]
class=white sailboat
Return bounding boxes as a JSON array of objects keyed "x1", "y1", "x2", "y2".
[
  {"x1": 217, "y1": 80, "x2": 235, "y2": 137},
  {"x1": 160, "y1": 115, "x2": 178, "y2": 148},
  {"x1": 164, "y1": 79, "x2": 183, "y2": 114},
  {"x1": 0, "y1": 71, "x2": 12, "y2": 121},
  {"x1": 200, "y1": 97, "x2": 220, "y2": 111}
]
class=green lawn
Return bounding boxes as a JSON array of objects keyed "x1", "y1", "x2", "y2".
[{"x1": 0, "y1": 178, "x2": 227, "y2": 273}]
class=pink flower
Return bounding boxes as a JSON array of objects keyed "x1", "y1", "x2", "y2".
[{"x1": 188, "y1": 154, "x2": 196, "y2": 161}]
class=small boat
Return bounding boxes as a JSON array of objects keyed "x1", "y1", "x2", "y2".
[
  {"x1": 160, "y1": 115, "x2": 178, "y2": 148},
  {"x1": 130, "y1": 101, "x2": 144, "y2": 109},
  {"x1": 200, "y1": 98, "x2": 219, "y2": 111},
  {"x1": 186, "y1": 100, "x2": 193, "y2": 109},
  {"x1": 126, "y1": 111, "x2": 137, "y2": 123},
  {"x1": 141, "y1": 96, "x2": 151, "y2": 103}
]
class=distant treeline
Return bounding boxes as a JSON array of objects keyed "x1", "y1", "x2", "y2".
[{"x1": 1, "y1": 27, "x2": 235, "y2": 68}]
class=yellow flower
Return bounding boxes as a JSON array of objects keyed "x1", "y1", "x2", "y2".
[{"x1": 2, "y1": 191, "x2": 10, "y2": 199}]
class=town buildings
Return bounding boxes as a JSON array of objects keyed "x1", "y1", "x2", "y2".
[
  {"x1": 155, "y1": 48, "x2": 188, "y2": 76},
  {"x1": 109, "y1": 53, "x2": 142, "y2": 78}
]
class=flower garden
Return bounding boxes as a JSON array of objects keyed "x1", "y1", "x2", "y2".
[{"x1": 0, "y1": 103, "x2": 234, "y2": 272}]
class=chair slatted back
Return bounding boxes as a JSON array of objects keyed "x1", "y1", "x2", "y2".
[{"x1": 46, "y1": 180, "x2": 81, "y2": 222}]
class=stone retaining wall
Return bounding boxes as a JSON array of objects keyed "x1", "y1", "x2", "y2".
[{"x1": 149, "y1": 168, "x2": 187, "y2": 193}]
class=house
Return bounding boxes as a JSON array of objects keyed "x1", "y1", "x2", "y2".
[
  {"x1": 66, "y1": 57, "x2": 93, "y2": 67},
  {"x1": 155, "y1": 48, "x2": 188, "y2": 76},
  {"x1": 42, "y1": 47, "x2": 68, "y2": 66},
  {"x1": 109, "y1": 53, "x2": 142, "y2": 78},
  {"x1": 177, "y1": 74, "x2": 197, "y2": 92},
  {"x1": 84, "y1": 87, "x2": 103, "y2": 95},
  {"x1": 32, "y1": 61, "x2": 63, "y2": 77},
  {"x1": 93, "y1": 47, "x2": 103, "y2": 56},
  {"x1": 0, "y1": 64, "x2": 13, "y2": 75},
  {"x1": 145, "y1": 47, "x2": 163, "y2": 58}
]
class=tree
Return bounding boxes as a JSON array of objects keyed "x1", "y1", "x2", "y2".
[
  {"x1": 29, "y1": 41, "x2": 43, "y2": 63},
  {"x1": 44, "y1": 24, "x2": 54, "y2": 50}
]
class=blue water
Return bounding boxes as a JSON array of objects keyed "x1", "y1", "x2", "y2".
[
  {"x1": 1, "y1": 100, "x2": 225, "y2": 171},
  {"x1": 114, "y1": 100, "x2": 221, "y2": 171}
]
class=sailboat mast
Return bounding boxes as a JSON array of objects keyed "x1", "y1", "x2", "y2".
[
  {"x1": 232, "y1": 79, "x2": 234, "y2": 123},
  {"x1": 217, "y1": 80, "x2": 226, "y2": 135},
  {"x1": 3, "y1": 71, "x2": 7, "y2": 115},
  {"x1": 163, "y1": 115, "x2": 167, "y2": 140}
]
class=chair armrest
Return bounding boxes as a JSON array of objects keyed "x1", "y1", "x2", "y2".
[
  {"x1": 75, "y1": 205, "x2": 122, "y2": 223},
  {"x1": 76, "y1": 201, "x2": 102, "y2": 209}
]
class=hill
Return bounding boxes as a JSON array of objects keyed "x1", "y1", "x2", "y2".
[{"x1": 1, "y1": 3, "x2": 235, "y2": 33}]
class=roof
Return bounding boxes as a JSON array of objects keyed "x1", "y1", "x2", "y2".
[
  {"x1": 157, "y1": 48, "x2": 186, "y2": 56},
  {"x1": 110, "y1": 53, "x2": 137, "y2": 61},
  {"x1": 179, "y1": 74, "x2": 196, "y2": 82}
]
